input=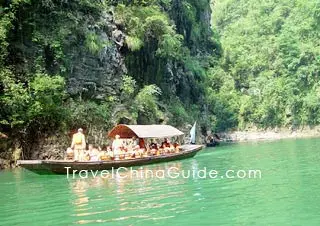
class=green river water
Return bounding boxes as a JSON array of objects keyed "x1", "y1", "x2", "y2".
[{"x1": 1, "y1": 138, "x2": 320, "y2": 225}]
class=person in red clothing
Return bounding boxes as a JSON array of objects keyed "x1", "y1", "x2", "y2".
[
  {"x1": 139, "y1": 138, "x2": 145, "y2": 149},
  {"x1": 136, "y1": 138, "x2": 146, "y2": 157},
  {"x1": 161, "y1": 138, "x2": 174, "y2": 153}
]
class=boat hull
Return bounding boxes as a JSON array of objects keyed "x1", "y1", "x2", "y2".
[{"x1": 17, "y1": 145, "x2": 203, "y2": 174}]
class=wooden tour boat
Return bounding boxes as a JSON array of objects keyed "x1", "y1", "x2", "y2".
[
  {"x1": 17, "y1": 124, "x2": 203, "y2": 174},
  {"x1": 206, "y1": 133, "x2": 221, "y2": 147},
  {"x1": 206, "y1": 140, "x2": 220, "y2": 147}
]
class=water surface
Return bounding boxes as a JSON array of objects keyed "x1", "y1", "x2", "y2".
[{"x1": 1, "y1": 138, "x2": 320, "y2": 225}]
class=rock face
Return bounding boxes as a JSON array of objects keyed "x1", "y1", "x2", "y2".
[
  {"x1": 30, "y1": 134, "x2": 69, "y2": 161},
  {"x1": 0, "y1": 1, "x2": 217, "y2": 168},
  {"x1": 219, "y1": 126, "x2": 320, "y2": 142},
  {"x1": 66, "y1": 11, "x2": 127, "y2": 100},
  {"x1": 0, "y1": 158, "x2": 12, "y2": 169}
]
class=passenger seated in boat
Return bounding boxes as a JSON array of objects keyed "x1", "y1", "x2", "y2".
[
  {"x1": 99, "y1": 148, "x2": 109, "y2": 161},
  {"x1": 161, "y1": 138, "x2": 170, "y2": 148},
  {"x1": 167, "y1": 140, "x2": 175, "y2": 153},
  {"x1": 136, "y1": 138, "x2": 146, "y2": 157},
  {"x1": 125, "y1": 140, "x2": 137, "y2": 159},
  {"x1": 133, "y1": 148, "x2": 141, "y2": 158},
  {"x1": 161, "y1": 138, "x2": 173, "y2": 153},
  {"x1": 99, "y1": 146, "x2": 113, "y2": 161},
  {"x1": 158, "y1": 147, "x2": 164, "y2": 155},
  {"x1": 173, "y1": 142, "x2": 181, "y2": 153},
  {"x1": 169, "y1": 142, "x2": 175, "y2": 153},
  {"x1": 83, "y1": 150, "x2": 90, "y2": 161},
  {"x1": 158, "y1": 140, "x2": 164, "y2": 155},
  {"x1": 65, "y1": 147, "x2": 74, "y2": 160},
  {"x1": 106, "y1": 146, "x2": 114, "y2": 160},
  {"x1": 118, "y1": 147, "x2": 126, "y2": 160},
  {"x1": 129, "y1": 136, "x2": 139, "y2": 150},
  {"x1": 83, "y1": 144, "x2": 92, "y2": 161},
  {"x1": 130, "y1": 148, "x2": 137, "y2": 158},
  {"x1": 107, "y1": 146, "x2": 113, "y2": 155},
  {"x1": 77, "y1": 146, "x2": 89, "y2": 161},
  {"x1": 123, "y1": 146, "x2": 132, "y2": 160},
  {"x1": 89, "y1": 145, "x2": 100, "y2": 161},
  {"x1": 149, "y1": 139, "x2": 158, "y2": 156}
]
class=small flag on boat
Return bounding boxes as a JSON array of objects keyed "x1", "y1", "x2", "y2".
[{"x1": 190, "y1": 121, "x2": 196, "y2": 144}]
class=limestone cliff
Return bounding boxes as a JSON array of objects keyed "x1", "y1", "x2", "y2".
[{"x1": 0, "y1": 0, "x2": 219, "y2": 163}]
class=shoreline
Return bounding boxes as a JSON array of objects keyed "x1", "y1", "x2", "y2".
[
  {"x1": 219, "y1": 127, "x2": 320, "y2": 143},
  {"x1": 2, "y1": 127, "x2": 320, "y2": 170}
]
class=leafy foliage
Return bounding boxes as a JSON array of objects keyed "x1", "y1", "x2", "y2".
[
  {"x1": 6, "y1": 0, "x2": 320, "y2": 157},
  {"x1": 210, "y1": 0, "x2": 320, "y2": 130},
  {"x1": 134, "y1": 84, "x2": 164, "y2": 123},
  {"x1": 1, "y1": 71, "x2": 66, "y2": 132}
]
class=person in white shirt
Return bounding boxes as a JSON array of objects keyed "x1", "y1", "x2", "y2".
[{"x1": 112, "y1": 135, "x2": 123, "y2": 159}]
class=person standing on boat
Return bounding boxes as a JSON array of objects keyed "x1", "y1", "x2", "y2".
[
  {"x1": 71, "y1": 128, "x2": 86, "y2": 161},
  {"x1": 112, "y1": 135, "x2": 123, "y2": 159}
]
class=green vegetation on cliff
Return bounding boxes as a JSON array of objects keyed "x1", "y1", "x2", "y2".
[
  {"x1": 211, "y1": 0, "x2": 320, "y2": 130},
  {"x1": 0, "y1": 0, "x2": 218, "y2": 156}
]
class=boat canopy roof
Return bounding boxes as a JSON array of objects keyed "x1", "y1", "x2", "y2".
[{"x1": 108, "y1": 124, "x2": 184, "y2": 139}]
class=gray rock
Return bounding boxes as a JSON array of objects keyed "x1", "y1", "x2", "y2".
[{"x1": 65, "y1": 11, "x2": 127, "y2": 100}]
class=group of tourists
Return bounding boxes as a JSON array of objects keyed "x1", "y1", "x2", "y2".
[{"x1": 66, "y1": 128, "x2": 182, "y2": 161}]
